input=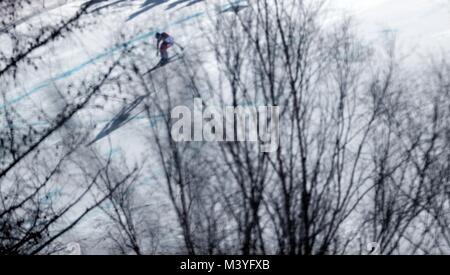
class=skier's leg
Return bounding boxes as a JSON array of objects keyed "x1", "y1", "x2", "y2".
[
  {"x1": 161, "y1": 50, "x2": 169, "y2": 60},
  {"x1": 160, "y1": 43, "x2": 169, "y2": 63}
]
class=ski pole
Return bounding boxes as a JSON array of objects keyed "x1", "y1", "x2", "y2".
[{"x1": 175, "y1": 42, "x2": 185, "y2": 51}]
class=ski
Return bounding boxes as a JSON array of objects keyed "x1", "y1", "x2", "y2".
[{"x1": 144, "y1": 53, "x2": 183, "y2": 75}]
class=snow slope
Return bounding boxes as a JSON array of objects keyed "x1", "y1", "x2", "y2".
[
  {"x1": 1, "y1": 0, "x2": 449, "y2": 253},
  {"x1": 4, "y1": 0, "x2": 449, "y2": 109},
  {"x1": 331, "y1": 0, "x2": 450, "y2": 54},
  {"x1": 1, "y1": 0, "x2": 448, "y2": 190}
]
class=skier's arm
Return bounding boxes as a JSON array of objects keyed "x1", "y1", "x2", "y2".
[{"x1": 156, "y1": 39, "x2": 160, "y2": 56}]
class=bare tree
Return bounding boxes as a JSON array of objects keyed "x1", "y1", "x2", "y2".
[{"x1": 0, "y1": 0, "x2": 131, "y2": 254}]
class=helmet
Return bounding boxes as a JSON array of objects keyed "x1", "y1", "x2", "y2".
[{"x1": 155, "y1": 32, "x2": 162, "y2": 39}]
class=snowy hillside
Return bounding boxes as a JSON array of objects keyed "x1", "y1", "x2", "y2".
[
  {"x1": 332, "y1": 0, "x2": 450, "y2": 53},
  {"x1": 1, "y1": 0, "x2": 450, "y2": 256},
  {"x1": 3, "y1": 0, "x2": 448, "y2": 158},
  {"x1": 5, "y1": 0, "x2": 449, "y2": 109}
]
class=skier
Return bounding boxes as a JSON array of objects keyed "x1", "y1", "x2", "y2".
[{"x1": 155, "y1": 32, "x2": 174, "y2": 65}]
